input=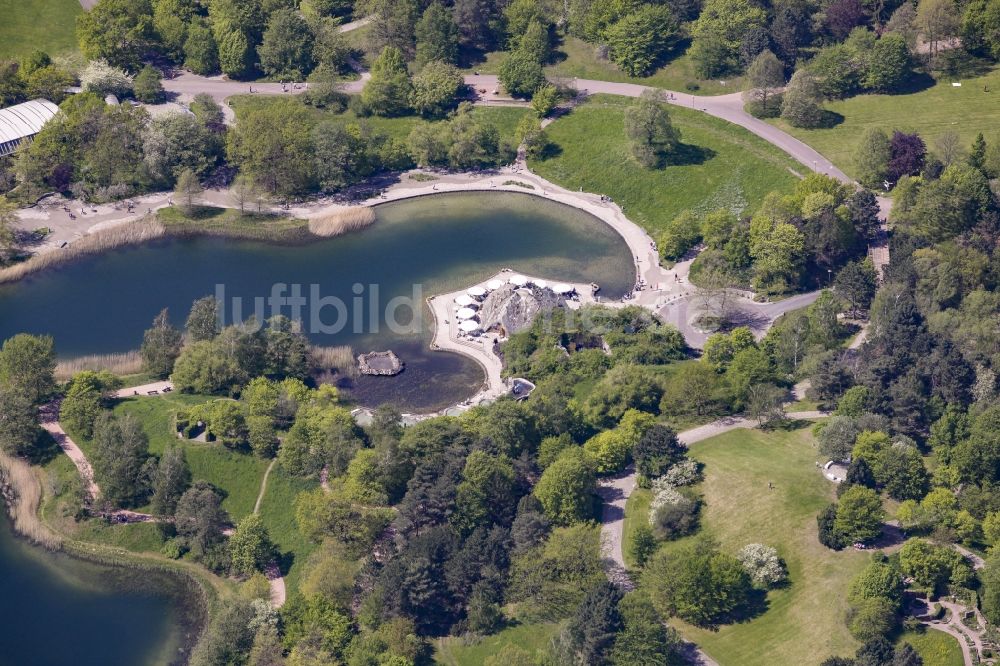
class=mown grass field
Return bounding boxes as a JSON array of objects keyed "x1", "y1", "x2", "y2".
[
  {"x1": 530, "y1": 94, "x2": 799, "y2": 235},
  {"x1": 769, "y1": 65, "x2": 1000, "y2": 178},
  {"x1": 434, "y1": 621, "x2": 562, "y2": 665},
  {"x1": 628, "y1": 425, "x2": 870, "y2": 665},
  {"x1": 897, "y1": 628, "x2": 965, "y2": 666},
  {"x1": 0, "y1": 0, "x2": 82, "y2": 59}
]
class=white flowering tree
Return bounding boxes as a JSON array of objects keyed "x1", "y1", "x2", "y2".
[
  {"x1": 80, "y1": 59, "x2": 134, "y2": 98},
  {"x1": 737, "y1": 543, "x2": 787, "y2": 588}
]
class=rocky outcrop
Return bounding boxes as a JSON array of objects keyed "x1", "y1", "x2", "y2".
[
  {"x1": 477, "y1": 284, "x2": 567, "y2": 336},
  {"x1": 358, "y1": 350, "x2": 404, "y2": 376}
]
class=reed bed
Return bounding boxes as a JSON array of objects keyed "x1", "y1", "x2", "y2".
[
  {"x1": 308, "y1": 207, "x2": 376, "y2": 238},
  {"x1": 0, "y1": 218, "x2": 166, "y2": 284},
  {"x1": 0, "y1": 452, "x2": 61, "y2": 548},
  {"x1": 311, "y1": 344, "x2": 358, "y2": 377},
  {"x1": 55, "y1": 350, "x2": 143, "y2": 381}
]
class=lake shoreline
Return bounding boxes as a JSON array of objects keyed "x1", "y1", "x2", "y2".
[{"x1": 0, "y1": 449, "x2": 211, "y2": 664}]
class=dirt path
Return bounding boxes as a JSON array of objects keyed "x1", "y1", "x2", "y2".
[
  {"x1": 39, "y1": 400, "x2": 99, "y2": 500},
  {"x1": 254, "y1": 459, "x2": 277, "y2": 515}
]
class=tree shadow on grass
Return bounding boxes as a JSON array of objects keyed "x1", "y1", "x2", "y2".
[
  {"x1": 699, "y1": 589, "x2": 771, "y2": 631},
  {"x1": 817, "y1": 110, "x2": 845, "y2": 129},
  {"x1": 536, "y1": 142, "x2": 563, "y2": 160},
  {"x1": 663, "y1": 143, "x2": 715, "y2": 167},
  {"x1": 29, "y1": 429, "x2": 62, "y2": 466},
  {"x1": 890, "y1": 71, "x2": 937, "y2": 95},
  {"x1": 278, "y1": 550, "x2": 295, "y2": 576}
]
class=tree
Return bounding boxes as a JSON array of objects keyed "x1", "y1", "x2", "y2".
[
  {"x1": 781, "y1": 69, "x2": 824, "y2": 128},
  {"x1": 184, "y1": 20, "x2": 220, "y2": 74},
  {"x1": 258, "y1": 9, "x2": 314, "y2": 79},
  {"x1": 141, "y1": 308, "x2": 183, "y2": 378},
  {"x1": 610, "y1": 592, "x2": 684, "y2": 665},
  {"x1": 185, "y1": 296, "x2": 221, "y2": 342},
  {"x1": 217, "y1": 29, "x2": 255, "y2": 79},
  {"x1": 226, "y1": 103, "x2": 316, "y2": 196},
  {"x1": 175, "y1": 480, "x2": 227, "y2": 554},
  {"x1": 229, "y1": 513, "x2": 276, "y2": 576},
  {"x1": 825, "y1": 0, "x2": 867, "y2": 39},
  {"x1": 916, "y1": 0, "x2": 960, "y2": 62},
  {"x1": 151, "y1": 445, "x2": 190, "y2": 517},
  {"x1": 744, "y1": 50, "x2": 785, "y2": 115},
  {"x1": 557, "y1": 581, "x2": 623, "y2": 665},
  {"x1": 133, "y1": 65, "x2": 164, "y2": 103},
  {"x1": 899, "y1": 539, "x2": 962, "y2": 590},
  {"x1": 61, "y1": 371, "x2": 121, "y2": 438},
  {"x1": 630, "y1": 524, "x2": 659, "y2": 568},
  {"x1": 92, "y1": 413, "x2": 152, "y2": 508},
  {"x1": 498, "y1": 50, "x2": 546, "y2": 98},
  {"x1": 0, "y1": 333, "x2": 56, "y2": 405},
  {"x1": 689, "y1": 0, "x2": 768, "y2": 77},
  {"x1": 174, "y1": 168, "x2": 203, "y2": 214},
  {"x1": 415, "y1": 1, "x2": 459, "y2": 67},
  {"x1": 454, "y1": 0, "x2": 503, "y2": 51},
  {"x1": 644, "y1": 537, "x2": 753, "y2": 626},
  {"x1": 982, "y1": 553, "x2": 1000, "y2": 624},
  {"x1": 633, "y1": 424, "x2": 685, "y2": 480},
  {"x1": 362, "y1": 46, "x2": 413, "y2": 116},
  {"x1": 848, "y1": 597, "x2": 898, "y2": 641},
  {"x1": 76, "y1": 0, "x2": 155, "y2": 70},
  {"x1": 864, "y1": 34, "x2": 911, "y2": 92},
  {"x1": 410, "y1": 60, "x2": 463, "y2": 117},
  {"x1": 0, "y1": 387, "x2": 40, "y2": 458},
  {"x1": 836, "y1": 260, "x2": 878, "y2": 317},
  {"x1": 533, "y1": 447, "x2": 596, "y2": 526},
  {"x1": 624, "y1": 90, "x2": 680, "y2": 168},
  {"x1": 854, "y1": 128, "x2": 892, "y2": 187},
  {"x1": 835, "y1": 486, "x2": 885, "y2": 544},
  {"x1": 605, "y1": 5, "x2": 679, "y2": 77},
  {"x1": 737, "y1": 543, "x2": 787, "y2": 588},
  {"x1": 849, "y1": 557, "x2": 903, "y2": 604},
  {"x1": 452, "y1": 450, "x2": 516, "y2": 533},
  {"x1": 658, "y1": 211, "x2": 702, "y2": 261},
  {"x1": 888, "y1": 131, "x2": 926, "y2": 182},
  {"x1": 530, "y1": 84, "x2": 559, "y2": 118}
]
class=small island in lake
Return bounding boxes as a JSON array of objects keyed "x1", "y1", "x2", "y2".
[{"x1": 357, "y1": 350, "x2": 404, "y2": 376}]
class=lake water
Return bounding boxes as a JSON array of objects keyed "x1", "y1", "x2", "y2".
[
  {"x1": 0, "y1": 192, "x2": 633, "y2": 410},
  {"x1": 0, "y1": 517, "x2": 193, "y2": 665}
]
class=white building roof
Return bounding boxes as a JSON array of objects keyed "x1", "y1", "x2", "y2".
[{"x1": 0, "y1": 99, "x2": 59, "y2": 147}]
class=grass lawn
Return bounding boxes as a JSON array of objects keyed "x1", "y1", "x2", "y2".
[
  {"x1": 0, "y1": 0, "x2": 82, "y2": 59},
  {"x1": 256, "y1": 465, "x2": 318, "y2": 593},
  {"x1": 88, "y1": 395, "x2": 271, "y2": 522},
  {"x1": 546, "y1": 37, "x2": 743, "y2": 97},
  {"x1": 623, "y1": 487, "x2": 652, "y2": 570},
  {"x1": 433, "y1": 621, "x2": 562, "y2": 665},
  {"x1": 158, "y1": 206, "x2": 310, "y2": 241},
  {"x1": 896, "y1": 628, "x2": 965, "y2": 666},
  {"x1": 463, "y1": 37, "x2": 741, "y2": 96},
  {"x1": 636, "y1": 425, "x2": 870, "y2": 665},
  {"x1": 768, "y1": 66, "x2": 1000, "y2": 179},
  {"x1": 229, "y1": 95, "x2": 530, "y2": 145},
  {"x1": 530, "y1": 95, "x2": 798, "y2": 235}
]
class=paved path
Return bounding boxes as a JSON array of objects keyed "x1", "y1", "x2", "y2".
[
  {"x1": 39, "y1": 400, "x2": 99, "y2": 500},
  {"x1": 113, "y1": 380, "x2": 173, "y2": 399}
]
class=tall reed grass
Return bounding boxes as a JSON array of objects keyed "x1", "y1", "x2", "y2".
[
  {"x1": 311, "y1": 345, "x2": 357, "y2": 377},
  {"x1": 55, "y1": 350, "x2": 143, "y2": 381},
  {"x1": 0, "y1": 452, "x2": 61, "y2": 548},
  {"x1": 308, "y1": 207, "x2": 376, "y2": 238},
  {"x1": 0, "y1": 218, "x2": 166, "y2": 284}
]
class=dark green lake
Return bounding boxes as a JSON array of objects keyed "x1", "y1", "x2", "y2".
[
  {"x1": 0, "y1": 517, "x2": 193, "y2": 665},
  {"x1": 0, "y1": 192, "x2": 633, "y2": 410}
]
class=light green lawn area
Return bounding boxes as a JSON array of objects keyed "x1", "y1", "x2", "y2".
[
  {"x1": 256, "y1": 465, "x2": 318, "y2": 593},
  {"x1": 530, "y1": 94, "x2": 798, "y2": 235},
  {"x1": 547, "y1": 37, "x2": 743, "y2": 97},
  {"x1": 77, "y1": 395, "x2": 271, "y2": 522},
  {"x1": 768, "y1": 66, "x2": 1000, "y2": 179},
  {"x1": 228, "y1": 95, "x2": 530, "y2": 145},
  {"x1": 634, "y1": 425, "x2": 870, "y2": 665},
  {"x1": 897, "y1": 628, "x2": 965, "y2": 666},
  {"x1": 0, "y1": 0, "x2": 82, "y2": 59},
  {"x1": 623, "y1": 487, "x2": 652, "y2": 570},
  {"x1": 434, "y1": 621, "x2": 562, "y2": 665}
]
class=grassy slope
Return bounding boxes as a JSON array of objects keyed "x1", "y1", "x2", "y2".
[
  {"x1": 530, "y1": 95, "x2": 798, "y2": 235},
  {"x1": 0, "y1": 0, "x2": 81, "y2": 59},
  {"x1": 228, "y1": 95, "x2": 530, "y2": 145},
  {"x1": 434, "y1": 622, "x2": 562, "y2": 665},
  {"x1": 256, "y1": 465, "x2": 317, "y2": 593},
  {"x1": 897, "y1": 628, "x2": 965, "y2": 666},
  {"x1": 768, "y1": 66, "x2": 1000, "y2": 178},
  {"x1": 641, "y1": 425, "x2": 869, "y2": 665}
]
